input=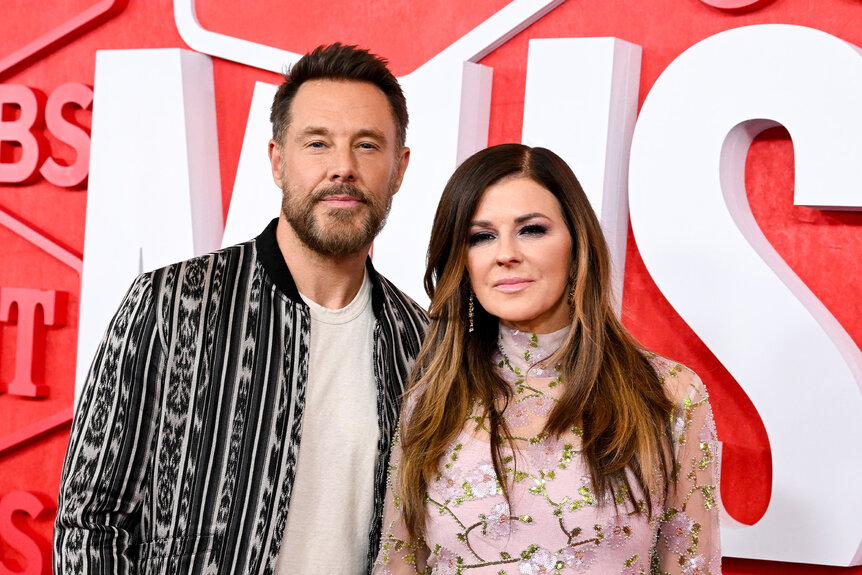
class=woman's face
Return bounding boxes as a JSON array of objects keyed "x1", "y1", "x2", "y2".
[{"x1": 466, "y1": 176, "x2": 573, "y2": 334}]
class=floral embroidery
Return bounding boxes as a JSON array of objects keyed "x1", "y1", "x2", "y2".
[
  {"x1": 434, "y1": 545, "x2": 460, "y2": 575},
  {"x1": 504, "y1": 403, "x2": 532, "y2": 427},
  {"x1": 484, "y1": 502, "x2": 518, "y2": 539},
  {"x1": 433, "y1": 443, "x2": 466, "y2": 501},
  {"x1": 680, "y1": 553, "x2": 707, "y2": 575},
  {"x1": 373, "y1": 329, "x2": 722, "y2": 575},
  {"x1": 663, "y1": 511, "x2": 697, "y2": 554},
  {"x1": 602, "y1": 514, "x2": 633, "y2": 548},
  {"x1": 525, "y1": 435, "x2": 565, "y2": 471},
  {"x1": 434, "y1": 471, "x2": 463, "y2": 502},
  {"x1": 517, "y1": 546, "x2": 563, "y2": 574},
  {"x1": 559, "y1": 545, "x2": 597, "y2": 572},
  {"x1": 621, "y1": 554, "x2": 648, "y2": 575},
  {"x1": 464, "y1": 463, "x2": 502, "y2": 500},
  {"x1": 522, "y1": 395, "x2": 554, "y2": 418}
]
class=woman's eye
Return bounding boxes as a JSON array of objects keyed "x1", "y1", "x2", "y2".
[
  {"x1": 468, "y1": 231, "x2": 495, "y2": 246},
  {"x1": 519, "y1": 223, "x2": 548, "y2": 237}
]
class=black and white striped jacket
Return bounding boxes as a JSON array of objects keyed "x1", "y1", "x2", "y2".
[{"x1": 54, "y1": 219, "x2": 427, "y2": 574}]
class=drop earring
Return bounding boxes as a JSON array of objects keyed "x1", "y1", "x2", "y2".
[{"x1": 468, "y1": 292, "x2": 475, "y2": 333}]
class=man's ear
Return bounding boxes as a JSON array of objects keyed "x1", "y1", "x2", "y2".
[
  {"x1": 389, "y1": 146, "x2": 411, "y2": 195},
  {"x1": 268, "y1": 139, "x2": 284, "y2": 188}
]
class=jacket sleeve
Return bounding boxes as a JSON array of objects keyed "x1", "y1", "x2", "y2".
[
  {"x1": 656, "y1": 365, "x2": 722, "y2": 575},
  {"x1": 54, "y1": 273, "x2": 165, "y2": 573}
]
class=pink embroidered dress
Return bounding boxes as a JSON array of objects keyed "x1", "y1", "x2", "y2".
[{"x1": 374, "y1": 326, "x2": 721, "y2": 575}]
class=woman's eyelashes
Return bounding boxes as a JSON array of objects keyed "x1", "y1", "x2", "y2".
[
  {"x1": 468, "y1": 230, "x2": 496, "y2": 246},
  {"x1": 518, "y1": 223, "x2": 549, "y2": 237},
  {"x1": 468, "y1": 222, "x2": 550, "y2": 246}
]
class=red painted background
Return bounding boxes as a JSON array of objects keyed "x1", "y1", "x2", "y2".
[{"x1": 1, "y1": 0, "x2": 860, "y2": 572}]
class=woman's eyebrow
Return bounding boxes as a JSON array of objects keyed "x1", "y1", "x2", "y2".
[
  {"x1": 470, "y1": 212, "x2": 548, "y2": 227},
  {"x1": 515, "y1": 212, "x2": 547, "y2": 223}
]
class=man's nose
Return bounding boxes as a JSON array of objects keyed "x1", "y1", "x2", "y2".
[{"x1": 327, "y1": 147, "x2": 357, "y2": 182}]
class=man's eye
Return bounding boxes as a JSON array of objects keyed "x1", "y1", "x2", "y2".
[
  {"x1": 308, "y1": 141, "x2": 325, "y2": 149},
  {"x1": 468, "y1": 231, "x2": 495, "y2": 246},
  {"x1": 519, "y1": 224, "x2": 548, "y2": 237},
  {"x1": 358, "y1": 142, "x2": 379, "y2": 150}
]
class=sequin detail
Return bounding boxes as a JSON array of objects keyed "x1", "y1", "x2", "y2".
[{"x1": 374, "y1": 331, "x2": 721, "y2": 574}]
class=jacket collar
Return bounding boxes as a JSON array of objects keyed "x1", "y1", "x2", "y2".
[{"x1": 255, "y1": 218, "x2": 386, "y2": 317}]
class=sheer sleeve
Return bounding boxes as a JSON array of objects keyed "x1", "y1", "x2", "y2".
[
  {"x1": 657, "y1": 364, "x2": 722, "y2": 575},
  {"x1": 373, "y1": 419, "x2": 431, "y2": 575}
]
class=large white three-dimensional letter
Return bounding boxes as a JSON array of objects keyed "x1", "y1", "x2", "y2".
[
  {"x1": 77, "y1": 49, "x2": 223, "y2": 403},
  {"x1": 522, "y1": 37, "x2": 641, "y2": 308},
  {"x1": 629, "y1": 24, "x2": 862, "y2": 566}
]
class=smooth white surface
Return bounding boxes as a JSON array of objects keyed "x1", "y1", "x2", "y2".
[
  {"x1": 221, "y1": 81, "x2": 280, "y2": 247},
  {"x1": 77, "y1": 49, "x2": 222, "y2": 405},
  {"x1": 174, "y1": 0, "x2": 301, "y2": 73},
  {"x1": 522, "y1": 37, "x2": 641, "y2": 312},
  {"x1": 629, "y1": 24, "x2": 862, "y2": 565}
]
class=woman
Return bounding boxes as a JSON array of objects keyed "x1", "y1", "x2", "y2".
[{"x1": 374, "y1": 144, "x2": 721, "y2": 574}]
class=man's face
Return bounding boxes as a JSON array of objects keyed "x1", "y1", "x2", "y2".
[{"x1": 269, "y1": 79, "x2": 410, "y2": 257}]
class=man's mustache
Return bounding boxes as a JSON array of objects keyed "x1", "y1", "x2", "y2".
[{"x1": 312, "y1": 183, "x2": 368, "y2": 203}]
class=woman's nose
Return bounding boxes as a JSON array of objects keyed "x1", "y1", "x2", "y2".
[{"x1": 495, "y1": 236, "x2": 522, "y2": 265}]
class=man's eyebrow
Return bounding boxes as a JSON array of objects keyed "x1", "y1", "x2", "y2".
[
  {"x1": 293, "y1": 126, "x2": 387, "y2": 142},
  {"x1": 295, "y1": 126, "x2": 331, "y2": 139},
  {"x1": 354, "y1": 128, "x2": 386, "y2": 141}
]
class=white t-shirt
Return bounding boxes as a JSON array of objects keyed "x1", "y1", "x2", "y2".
[{"x1": 276, "y1": 271, "x2": 379, "y2": 574}]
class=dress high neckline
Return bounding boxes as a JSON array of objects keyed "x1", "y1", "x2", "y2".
[{"x1": 496, "y1": 324, "x2": 570, "y2": 381}]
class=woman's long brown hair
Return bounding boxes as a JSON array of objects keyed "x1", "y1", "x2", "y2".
[{"x1": 398, "y1": 144, "x2": 675, "y2": 541}]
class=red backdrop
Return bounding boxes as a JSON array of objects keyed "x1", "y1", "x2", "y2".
[{"x1": 1, "y1": 0, "x2": 860, "y2": 572}]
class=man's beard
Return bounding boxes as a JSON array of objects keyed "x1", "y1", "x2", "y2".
[{"x1": 280, "y1": 179, "x2": 394, "y2": 257}]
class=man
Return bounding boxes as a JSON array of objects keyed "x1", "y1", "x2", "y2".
[{"x1": 54, "y1": 44, "x2": 427, "y2": 574}]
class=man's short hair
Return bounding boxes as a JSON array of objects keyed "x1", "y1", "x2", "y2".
[{"x1": 270, "y1": 43, "x2": 408, "y2": 148}]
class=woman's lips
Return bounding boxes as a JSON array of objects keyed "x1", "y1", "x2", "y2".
[{"x1": 493, "y1": 278, "x2": 533, "y2": 293}]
